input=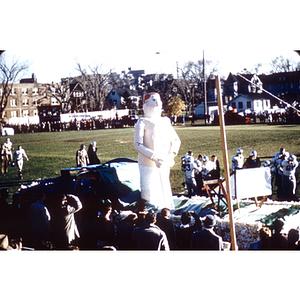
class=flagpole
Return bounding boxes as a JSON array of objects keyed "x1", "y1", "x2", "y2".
[{"x1": 215, "y1": 75, "x2": 237, "y2": 250}]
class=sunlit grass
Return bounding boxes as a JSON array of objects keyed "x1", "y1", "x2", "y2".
[{"x1": 1, "y1": 123, "x2": 300, "y2": 199}]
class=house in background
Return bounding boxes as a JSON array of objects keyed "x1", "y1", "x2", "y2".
[
  {"x1": 227, "y1": 93, "x2": 271, "y2": 114},
  {"x1": 106, "y1": 88, "x2": 140, "y2": 109}
]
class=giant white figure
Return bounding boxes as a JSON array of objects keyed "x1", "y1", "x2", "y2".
[{"x1": 134, "y1": 92, "x2": 181, "y2": 209}]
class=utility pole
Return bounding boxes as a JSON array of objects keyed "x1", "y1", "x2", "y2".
[{"x1": 203, "y1": 50, "x2": 207, "y2": 124}]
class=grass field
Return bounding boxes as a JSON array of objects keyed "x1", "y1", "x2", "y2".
[{"x1": 1, "y1": 123, "x2": 300, "y2": 199}]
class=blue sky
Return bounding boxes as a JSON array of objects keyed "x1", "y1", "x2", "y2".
[{"x1": 2, "y1": 0, "x2": 299, "y2": 83}]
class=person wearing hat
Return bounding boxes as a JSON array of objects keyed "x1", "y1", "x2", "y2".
[
  {"x1": 87, "y1": 141, "x2": 100, "y2": 165},
  {"x1": 190, "y1": 214, "x2": 223, "y2": 250},
  {"x1": 231, "y1": 148, "x2": 244, "y2": 172},
  {"x1": 244, "y1": 150, "x2": 261, "y2": 168}
]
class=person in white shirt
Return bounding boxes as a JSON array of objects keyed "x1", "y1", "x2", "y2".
[
  {"x1": 281, "y1": 154, "x2": 298, "y2": 199},
  {"x1": 13, "y1": 145, "x2": 29, "y2": 179},
  {"x1": 184, "y1": 156, "x2": 200, "y2": 198},
  {"x1": 231, "y1": 148, "x2": 244, "y2": 172}
]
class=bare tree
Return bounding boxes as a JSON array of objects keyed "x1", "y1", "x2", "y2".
[
  {"x1": 0, "y1": 54, "x2": 29, "y2": 122},
  {"x1": 44, "y1": 79, "x2": 75, "y2": 113},
  {"x1": 177, "y1": 59, "x2": 218, "y2": 114},
  {"x1": 270, "y1": 56, "x2": 300, "y2": 73},
  {"x1": 76, "y1": 63, "x2": 110, "y2": 111}
]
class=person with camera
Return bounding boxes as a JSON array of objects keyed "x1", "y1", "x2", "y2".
[{"x1": 50, "y1": 194, "x2": 82, "y2": 250}]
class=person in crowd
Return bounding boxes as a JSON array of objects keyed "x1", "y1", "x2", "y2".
[
  {"x1": 94, "y1": 202, "x2": 116, "y2": 249},
  {"x1": 0, "y1": 144, "x2": 9, "y2": 174},
  {"x1": 281, "y1": 154, "x2": 298, "y2": 200},
  {"x1": 181, "y1": 150, "x2": 194, "y2": 188},
  {"x1": 201, "y1": 155, "x2": 215, "y2": 180},
  {"x1": 271, "y1": 148, "x2": 289, "y2": 198},
  {"x1": 87, "y1": 141, "x2": 100, "y2": 165},
  {"x1": 175, "y1": 211, "x2": 201, "y2": 250},
  {"x1": 190, "y1": 214, "x2": 223, "y2": 250},
  {"x1": 13, "y1": 145, "x2": 29, "y2": 179},
  {"x1": 156, "y1": 207, "x2": 176, "y2": 249},
  {"x1": 51, "y1": 194, "x2": 82, "y2": 250},
  {"x1": 76, "y1": 144, "x2": 89, "y2": 167},
  {"x1": 287, "y1": 228, "x2": 299, "y2": 249},
  {"x1": 28, "y1": 193, "x2": 52, "y2": 249},
  {"x1": 3, "y1": 138, "x2": 13, "y2": 164},
  {"x1": 268, "y1": 219, "x2": 288, "y2": 250},
  {"x1": 184, "y1": 156, "x2": 199, "y2": 198},
  {"x1": 0, "y1": 234, "x2": 13, "y2": 250},
  {"x1": 132, "y1": 211, "x2": 169, "y2": 250},
  {"x1": 231, "y1": 148, "x2": 244, "y2": 172},
  {"x1": 248, "y1": 227, "x2": 271, "y2": 250},
  {"x1": 244, "y1": 150, "x2": 261, "y2": 168},
  {"x1": 210, "y1": 154, "x2": 221, "y2": 179},
  {"x1": 194, "y1": 153, "x2": 205, "y2": 194},
  {"x1": 116, "y1": 211, "x2": 137, "y2": 250}
]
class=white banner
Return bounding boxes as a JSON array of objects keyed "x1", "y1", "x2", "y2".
[{"x1": 234, "y1": 167, "x2": 272, "y2": 199}]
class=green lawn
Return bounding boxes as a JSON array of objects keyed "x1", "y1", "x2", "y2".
[{"x1": 1, "y1": 123, "x2": 300, "y2": 199}]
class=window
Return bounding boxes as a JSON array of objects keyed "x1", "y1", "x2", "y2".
[
  {"x1": 32, "y1": 87, "x2": 38, "y2": 95},
  {"x1": 22, "y1": 88, "x2": 28, "y2": 95},
  {"x1": 22, "y1": 110, "x2": 29, "y2": 117},
  {"x1": 33, "y1": 99, "x2": 38, "y2": 106},
  {"x1": 247, "y1": 101, "x2": 251, "y2": 109},
  {"x1": 10, "y1": 99, "x2": 17, "y2": 107},
  {"x1": 232, "y1": 102, "x2": 236, "y2": 109},
  {"x1": 238, "y1": 102, "x2": 243, "y2": 109},
  {"x1": 23, "y1": 99, "x2": 29, "y2": 106},
  {"x1": 51, "y1": 97, "x2": 59, "y2": 105},
  {"x1": 11, "y1": 111, "x2": 17, "y2": 118},
  {"x1": 11, "y1": 88, "x2": 16, "y2": 95},
  {"x1": 33, "y1": 109, "x2": 38, "y2": 116},
  {"x1": 0, "y1": 88, "x2": 3, "y2": 96}
]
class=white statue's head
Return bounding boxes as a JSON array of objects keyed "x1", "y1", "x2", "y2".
[{"x1": 143, "y1": 92, "x2": 162, "y2": 118}]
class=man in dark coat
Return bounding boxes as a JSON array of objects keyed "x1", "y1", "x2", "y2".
[
  {"x1": 132, "y1": 212, "x2": 169, "y2": 250},
  {"x1": 88, "y1": 141, "x2": 100, "y2": 165},
  {"x1": 190, "y1": 214, "x2": 223, "y2": 250}
]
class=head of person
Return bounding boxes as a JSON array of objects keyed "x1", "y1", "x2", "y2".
[
  {"x1": 236, "y1": 148, "x2": 243, "y2": 156},
  {"x1": 18, "y1": 145, "x2": 22, "y2": 150},
  {"x1": 161, "y1": 208, "x2": 170, "y2": 219},
  {"x1": 80, "y1": 144, "x2": 85, "y2": 150},
  {"x1": 270, "y1": 219, "x2": 284, "y2": 235},
  {"x1": 203, "y1": 214, "x2": 216, "y2": 229},
  {"x1": 198, "y1": 154, "x2": 203, "y2": 161},
  {"x1": 250, "y1": 150, "x2": 257, "y2": 160},
  {"x1": 187, "y1": 150, "x2": 193, "y2": 157},
  {"x1": 145, "y1": 212, "x2": 156, "y2": 224},
  {"x1": 91, "y1": 141, "x2": 96, "y2": 147},
  {"x1": 202, "y1": 155, "x2": 209, "y2": 164},
  {"x1": 143, "y1": 92, "x2": 162, "y2": 118},
  {"x1": 181, "y1": 211, "x2": 191, "y2": 225},
  {"x1": 211, "y1": 154, "x2": 217, "y2": 162},
  {"x1": 288, "y1": 228, "x2": 299, "y2": 244}
]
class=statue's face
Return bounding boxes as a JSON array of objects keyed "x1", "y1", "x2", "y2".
[{"x1": 143, "y1": 93, "x2": 162, "y2": 118}]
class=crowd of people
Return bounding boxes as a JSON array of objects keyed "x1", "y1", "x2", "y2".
[
  {"x1": 0, "y1": 190, "x2": 227, "y2": 251},
  {"x1": 180, "y1": 147, "x2": 299, "y2": 201}
]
